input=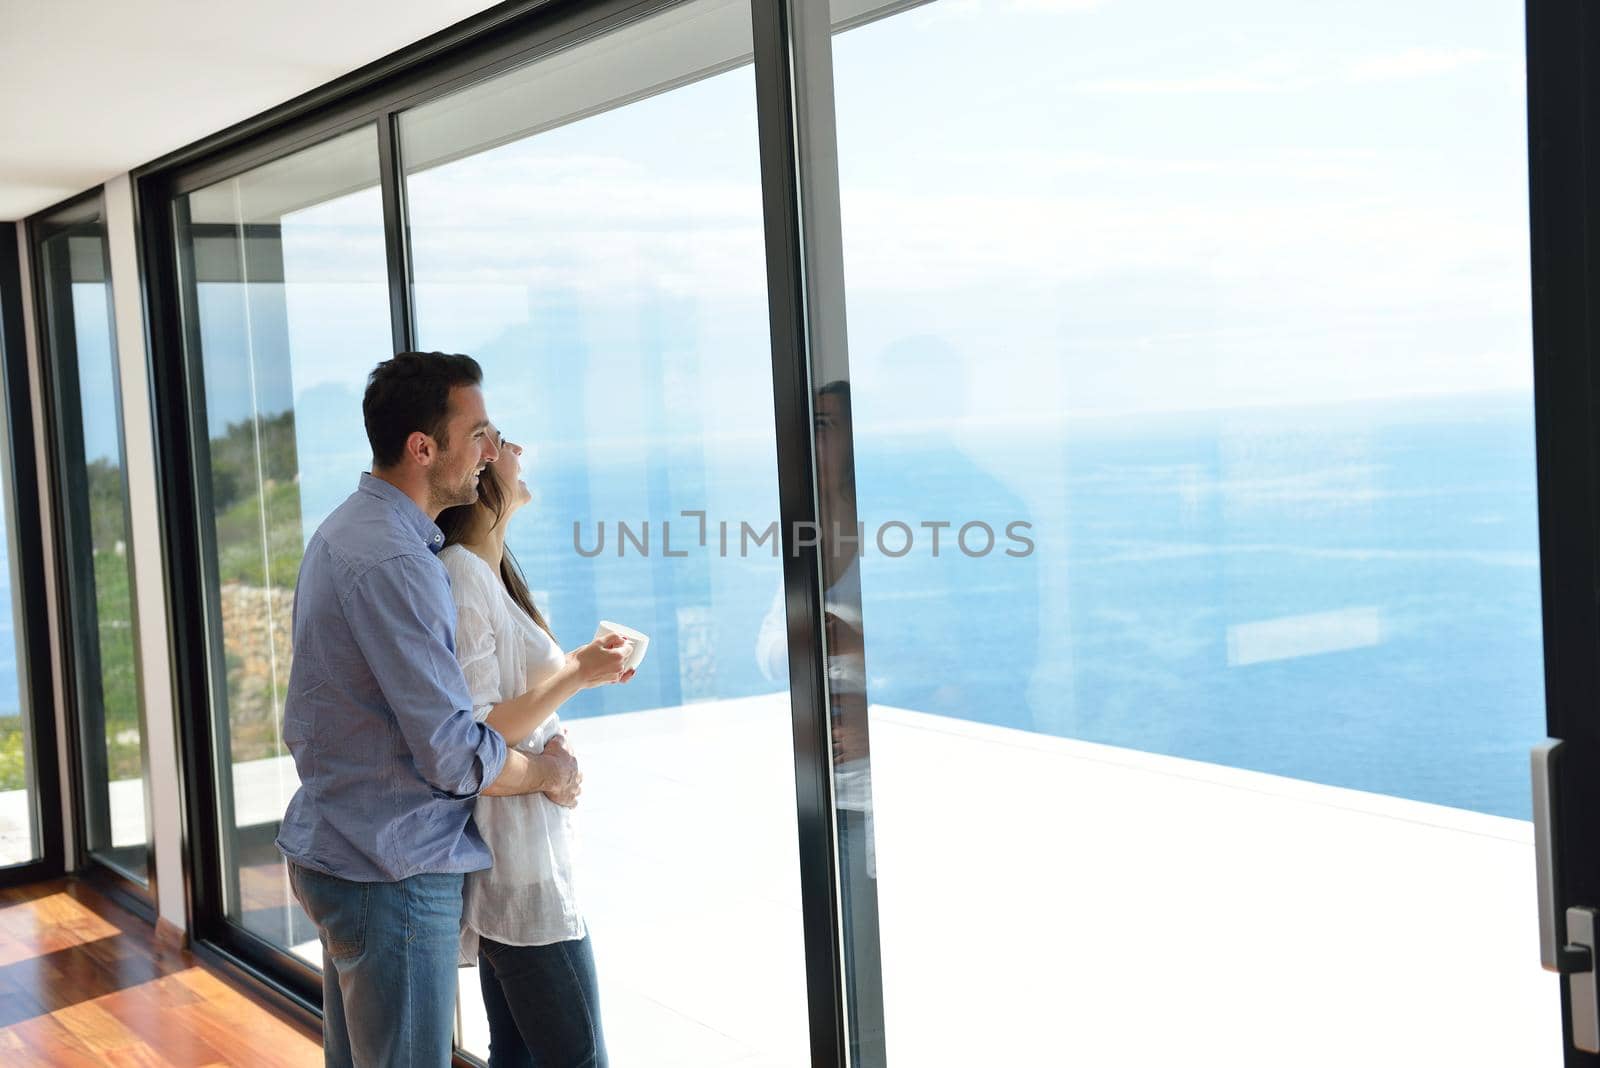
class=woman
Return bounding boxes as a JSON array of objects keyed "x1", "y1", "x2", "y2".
[
  {"x1": 754, "y1": 380, "x2": 883, "y2": 1063},
  {"x1": 437, "y1": 427, "x2": 632, "y2": 1068}
]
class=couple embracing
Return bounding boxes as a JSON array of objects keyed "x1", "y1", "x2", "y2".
[{"x1": 276, "y1": 352, "x2": 634, "y2": 1067}]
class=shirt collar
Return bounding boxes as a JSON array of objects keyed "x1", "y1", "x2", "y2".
[{"x1": 359, "y1": 472, "x2": 447, "y2": 554}]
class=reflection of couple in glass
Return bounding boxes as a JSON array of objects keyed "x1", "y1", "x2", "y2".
[
  {"x1": 277, "y1": 352, "x2": 634, "y2": 1067},
  {"x1": 757, "y1": 380, "x2": 886, "y2": 1066}
]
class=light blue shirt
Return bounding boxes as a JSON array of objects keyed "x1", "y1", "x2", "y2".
[{"x1": 277, "y1": 473, "x2": 508, "y2": 882}]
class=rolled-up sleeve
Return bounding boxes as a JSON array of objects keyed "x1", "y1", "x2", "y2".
[{"x1": 344, "y1": 555, "x2": 507, "y2": 798}]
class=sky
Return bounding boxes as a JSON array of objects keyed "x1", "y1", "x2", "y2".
[{"x1": 166, "y1": 0, "x2": 1532, "y2": 473}]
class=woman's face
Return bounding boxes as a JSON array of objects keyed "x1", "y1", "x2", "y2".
[
  {"x1": 485, "y1": 428, "x2": 534, "y2": 512},
  {"x1": 814, "y1": 391, "x2": 852, "y2": 489}
]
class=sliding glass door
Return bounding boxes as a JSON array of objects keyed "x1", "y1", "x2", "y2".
[
  {"x1": 0, "y1": 228, "x2": 57, "y2": 884},
  {"x1": 170, "y1": 127, "x2": 390, "y2": 962},
  {"x1": 33, "y1": 194, "x2": 151, "y2": 890},
  {"x1": 398, "y1": 4, "x2": 808, "y2": 1059},
  {"x1": 794, "y1": 0, "x2": 1550, "y2": 1063}
]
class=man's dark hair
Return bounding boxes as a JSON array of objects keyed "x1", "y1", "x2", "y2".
[{"x1": 363, "y1": 351, "x2": 483, "y2": 469}]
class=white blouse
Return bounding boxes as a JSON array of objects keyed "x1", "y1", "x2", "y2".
[
  {"x1": 756, "y1": 554, "x2": 870, "y2": 805},
  {"x1": 440, "y1": 545, "x2": 586, "y2": 963},
  {"x1": 755, "y1": 554, "x2": 876, "y2": 875}
]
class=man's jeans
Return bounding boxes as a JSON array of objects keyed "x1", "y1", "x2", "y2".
[{"x1": 288, "y1": 862, "x2": 464, "y2": 1067}]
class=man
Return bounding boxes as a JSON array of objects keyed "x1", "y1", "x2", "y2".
[{"x1": 278, "y1": 351, "x2": 586, "y2": 1067}]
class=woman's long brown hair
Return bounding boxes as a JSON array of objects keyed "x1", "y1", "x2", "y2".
[{"x1": 437, "y1": 459, "x2": 556, "y2": 641}]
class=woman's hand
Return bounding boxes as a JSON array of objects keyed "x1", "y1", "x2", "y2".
[{"x1": 568, "y1": 635, "x2": 632, "y2": 688}]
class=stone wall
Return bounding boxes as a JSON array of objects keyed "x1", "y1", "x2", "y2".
[{"x1": 217, "y1": 583, "x2": 295, "y2": 761}]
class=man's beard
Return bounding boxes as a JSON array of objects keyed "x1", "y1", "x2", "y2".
[{"x1": 427, "y1": 466, "x2": 478, "y2": 512}]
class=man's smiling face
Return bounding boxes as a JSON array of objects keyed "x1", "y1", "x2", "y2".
[{"x1": 426, "y1": 384, "x2": 498, "y2": 511}]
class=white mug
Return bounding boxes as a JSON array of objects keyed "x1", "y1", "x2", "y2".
[{"x1": 594, "y1": 620, "x2": 649, "y2": 673}]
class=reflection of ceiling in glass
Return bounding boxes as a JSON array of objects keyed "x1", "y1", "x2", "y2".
[
  {"x1": 186, "y1": 126, "x2": 381, "y2": 226},
  {"x1": 43, "y1": 196, "x2": 105, "y2": 228},
  {"x1": 401, "y1": 0, "x2": 757, "y2": 177},
  {"x1": 37, "y1": 196, "x2": 108, "y2": 282},
  {"x1": 64, "y1": 234, "x2": 109, "y2": 284}
]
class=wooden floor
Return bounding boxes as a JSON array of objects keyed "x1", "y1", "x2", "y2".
[{"x1": 0, "y1": 878, "x2": 322, "y2": 1066}]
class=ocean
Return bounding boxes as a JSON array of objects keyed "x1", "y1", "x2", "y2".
[
  {"x1": 505, "y1": 391, "x2": 1546, "y2": 821},
  {"x1": 0, "y1": 391, "x2": 1544, "y2": 822}
]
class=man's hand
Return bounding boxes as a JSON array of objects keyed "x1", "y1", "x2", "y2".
[
  {"x1": 832, "y1": 720, "x2": 869, "y2": 764},
  {"x1": 831, "y1": 692, "x2": 870, "y2": 763},
  {"x1": 825, "y1": 611, "x2": 865, "y2": 659},
  {"x1": 538, "y1": 734, "x2": 582, "y2": 808},
  {"x1": 482, "y1": 736, "x2": 581, "y2": 801}
]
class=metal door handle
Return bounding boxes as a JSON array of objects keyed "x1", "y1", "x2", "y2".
[
  {"x1": 1534, "y1": 740, "x2": 1563, "y2": 971},
  {"x1": 1567, "y1": 908, "x2": 1600, "y2": 1054},
  {"x1": 1533, "y1": 739, "x2": 1600, "y2": 1053}
]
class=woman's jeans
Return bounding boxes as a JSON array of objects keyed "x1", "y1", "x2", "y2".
[
  {"x1": 479, "y1": 934, "x2": 608, "y2": 1068},
  {"x1": 288, "y1": 862, "x2": 464, "y2": 1068}
]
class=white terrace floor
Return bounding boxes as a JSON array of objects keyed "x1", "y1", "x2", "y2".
[{"x1": 4, "y1": 696, "x2": 1560, "y2": 1066}]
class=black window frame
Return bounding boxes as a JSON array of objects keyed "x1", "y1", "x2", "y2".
[
  {"x1": 1526, "y1": 1, "x2": 1600, "y2": 1063},
  {"x1": 24, "y1": 187, "x2": 159, "y2": 917},
  {"x1": 0, "y1": 222, "x2": 67, "y2": 890}
]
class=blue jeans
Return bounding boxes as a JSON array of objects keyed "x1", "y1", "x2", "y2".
[
  {"x1": 288, "y1": 862, "x2": 464, "y2": 1068},
  {"x1": 479, "y1": 934, "x2": 608, "y2": 1068}
]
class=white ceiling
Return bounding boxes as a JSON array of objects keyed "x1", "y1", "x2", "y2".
[{"x1": 0, "y1": 0, "x2": 510, "y2": 220}]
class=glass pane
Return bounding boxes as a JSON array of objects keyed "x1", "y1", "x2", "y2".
[
  {"x1": 821, "y1": 0, "x2": 1550, "y2": 1064},
  {"x1": 401, "y1": 2, "x2": 808, "y2": 1062},
  {"x1": 0, "y1": 392, "x2": 37, "y2": 868},
  {"x1": 174, "y1": 126, "x2": 389, "y2": 959},
  {"x1": 37, "y1": 199, "x2": 149, "y2": 883}
]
